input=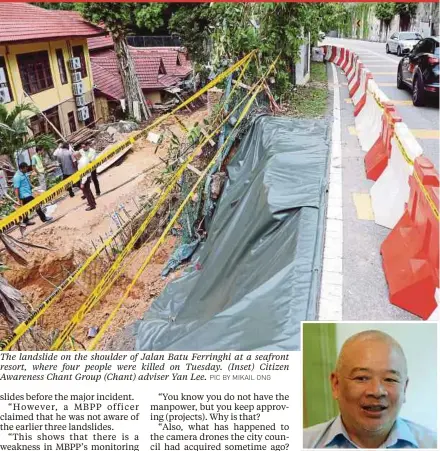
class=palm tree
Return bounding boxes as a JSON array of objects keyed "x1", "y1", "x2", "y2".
[{"x1": 0, "y1": 103, "x2": 56, "y2": 168}]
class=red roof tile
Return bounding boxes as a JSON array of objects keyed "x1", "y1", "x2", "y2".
[
  {"x1": 88, "y1": 35, "x2": 114, "y2": 51},
  {"x1": 91, "y1": 48, "x2": 184, "y2": 100},
  {"x1": 129, "y1": 47, "x2": 192, "y2": 78},
  {"x1": 0, "y1": 3, "x2": 105, "y2": 44},
  {"x1": 90, "y1": 50, "x2": 124, "y2": 100}
]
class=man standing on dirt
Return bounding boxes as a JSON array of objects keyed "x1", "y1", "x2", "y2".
[
  {"x1": 13, "y1": 162, "x2": 52, "y2": 225},
  {"x1": 54, "y1": 142, "x2": 76, "y2": 198},
  {"x1": 81, "y1": 140, "x2": 101, "y2": 196},
  {"x1": 74, "y1": 151, "x2": 96, "y2": 211},
  {"x1": 31, "y1": 147, "x2": 46, "y2": 191}
]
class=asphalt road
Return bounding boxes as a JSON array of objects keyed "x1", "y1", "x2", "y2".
[
  {"x1": 325, "y1": 62, "x2": 418, "y2": 321},
  {"x1": 325, "y1": 37, "x2": 439, "y2": 170}
]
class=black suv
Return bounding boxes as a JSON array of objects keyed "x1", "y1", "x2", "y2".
[{"x1": 397, "y1": 36, "x2": 439, "y2": 106}]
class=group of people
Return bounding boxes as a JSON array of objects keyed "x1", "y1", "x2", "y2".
[{"x1": 12, "y1": 140, "x2": 101, "y2": 226}]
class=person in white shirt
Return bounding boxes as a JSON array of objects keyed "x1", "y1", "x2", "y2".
[
  {"x1": 53, "y1": 142, "x2": 77, "y2": 197},
  {"x1": 80, "y1": 140, "x2": 101, "y2": 196},
  {"x1": 73, "y1": 151, "x2": 96, "y2": 211}
]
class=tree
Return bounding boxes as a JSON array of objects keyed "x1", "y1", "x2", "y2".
[
  {"x1": 0, "y1": 103, "x2": 56, "y2": 168},
  {"x1": 394, "y1": 3, "x2": 418, "y2": 31},
  {"x1": 76, "y1": 3, "x2": 167, "y2": 121},
  {"x1": 169, "y1": 3, "x2": 346, "y2": 94},
  {"x1": 375, "y1": 3, "x2": 395, "y2": 40},
  {"x1": 31, "y1": 2, "x2": 76, "y2": 11}
]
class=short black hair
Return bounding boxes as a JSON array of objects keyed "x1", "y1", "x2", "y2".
[
  {"x1": 19, "y1": 162, "x2": 28, "y2": 170},
  {"x1": 36, "y1": 147, "x2": 43, "y2": 152},
  {"x1": 61, "y1": 142, "x2": 70, "y2": 149}
]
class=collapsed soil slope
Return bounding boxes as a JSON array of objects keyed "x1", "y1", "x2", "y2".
[{"x1": 2, "y1": 108, "x2": 207, "y2": 349}]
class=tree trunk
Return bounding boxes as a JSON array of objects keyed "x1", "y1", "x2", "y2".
[
  {"x1": 113, "y1": 34, "x2": 151, "y2": 121},
  {"x1": 0, "y1": 276, "x2": 28, "y2": 326},
  {"x1": 399, "y1": 14, "x2": 411, "y2": 31}
]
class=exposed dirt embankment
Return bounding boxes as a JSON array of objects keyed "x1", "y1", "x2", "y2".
[{"x1": 2, "y1": 108, "x2": 207, "y2": 349}]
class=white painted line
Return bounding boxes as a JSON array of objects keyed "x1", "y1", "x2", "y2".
[
  {"x1": 358, "y1": 49, "x2": 399, "y2": 65},
  {"x1": 319, "y1": 62, "x2": 343, "y2": 321}
]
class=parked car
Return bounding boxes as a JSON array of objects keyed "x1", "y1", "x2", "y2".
[
  {"x1": 386, "y1": 31, "x2": 423, "y2": 56},
  {"x1": 397, "y1": 36, "x2": 439, "y2": 106}
]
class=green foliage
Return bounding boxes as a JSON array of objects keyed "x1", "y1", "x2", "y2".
[
  {"x1": 0, "y1": 103, "x2": 56, "y2": 167},
  {"x1": 135, "y1": 4, "x2": 167, "y2": 31},
  {"x1": 0, "y1": 188, "x2": 17, "y2": 218},
  {"x1": 288, "y1": 62, "x2": 328, "y2": 118},
  {"x1": 394, "y1": 3, "x2": 418, "y2": 18},
  {"x1": 375, "y1": 3, "x2": 395, "y2": 24},
  {"x1": 169, "y1": 3, "x2": 347, "y2": 95},
  {"x1": 76, "y1": 3, "x2": 166, "y2": 38},
  {"x1": 31, "y1": 3, "x2": 76, "y2": 11},
  {"x1": 187, "y1": 124, "x2": 201, "y2": 146}
]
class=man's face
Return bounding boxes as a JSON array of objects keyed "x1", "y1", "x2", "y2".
[{"x1": 331, "y1": 339, "x2": 408, "y2": 436}]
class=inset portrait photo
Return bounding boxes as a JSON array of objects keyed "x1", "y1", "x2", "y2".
[{"x1": 302, "y1": 322, "x2": 437, "y2": 449}]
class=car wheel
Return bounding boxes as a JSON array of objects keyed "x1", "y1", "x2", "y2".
[
  {"x1": 397, "y1": 65, "x2": 405, "y2": 89},
  {"x1": 412, "y1": 75, "x2": 426, "y2": 106},
  {"x1": 386, "y1": 44, "x2": 390, "y2": 54},
  {"x1": 397, "y1": 46, "x2": 402, "y2": 56}
]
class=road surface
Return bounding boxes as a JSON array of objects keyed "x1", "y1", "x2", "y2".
[{"x1": 325, "y1": 37, "x2": 439, "y2": 170}]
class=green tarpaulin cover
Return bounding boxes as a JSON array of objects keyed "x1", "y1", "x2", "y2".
[{"x1": 135, "y1": 115, "x2": 330, "y2": 350}]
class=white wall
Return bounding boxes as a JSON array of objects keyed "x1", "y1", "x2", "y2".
[{"x1": 335, "y1": 323, "x2": 437, "y2": 432}]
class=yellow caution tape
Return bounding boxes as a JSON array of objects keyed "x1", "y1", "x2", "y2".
[
  {"x1": 88, "y1": 58, "x2": 279, "y2": 350},
  {"x1": 173, "y1": 115, "x2": 189, "y2": 133},
  {"x1": 413, "y1": 170, "x2": 439, "y2": 221},
  {"x1": 395, "y1": 134, "x2": 414, "y2": 167},
  {"x1": 395, "y1": 135, "x2": 438, "y2": 219},
  {"x1": 1, "y1": 54, "x2": 256, "y2": 351},
  {"x1": 0, "y1": 51, "x2": 255, "y2": 234},
  {"x1": 51, "y1": 60, "x2": 261, "y2": 351},
  {"x1": 0, "y1": 222, "x2": 131, "y2": 351}
]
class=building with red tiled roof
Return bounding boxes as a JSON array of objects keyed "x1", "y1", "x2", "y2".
[
  {"x1": 88, "y1": 37, "x2": 192, "y2": 120},
  {"x1": 0, "y1": 3, "x2": 106, "y2": 141},
  {"x1": 0, "y1": 3, "x2": 105, "y2": 44}
]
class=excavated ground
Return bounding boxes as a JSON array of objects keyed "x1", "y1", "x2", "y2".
[{"x1": 2, "y1": 107, "x2": 208, "y2": 350}]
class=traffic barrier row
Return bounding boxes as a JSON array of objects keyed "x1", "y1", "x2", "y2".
[
  {"x1": 381, "y1": 157, "x2": 439, "y2": 320},
  {"x1": 322, "y1": 44, "x2": 439, "y2": 319}
]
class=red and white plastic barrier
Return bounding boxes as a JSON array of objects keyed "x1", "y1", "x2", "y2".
[
  {"x1": 364, "y1": 102, "x2": 402, "y2": 181},
  {"x1": 353, "y1": 68, "x2": 373, "y2": 116},
  {"x1": 381, "y1": 157, "x2": 439, "y2": 319},
  {"x1": 325, "y1": 45, "x2": 333, "y2": 62},
  {"x1": 320, "y1": 44, "x2": 440, "y2": 320},
  {"x1": 341, "y1": 50, "x2": 352, "y2": 73},
  {"x1": 327, "y1": 46, "x2": 339, "y2": 63},
  {"x1": 427, "y1": 289, "x2": 440, "y2": 320},
  {"x1": 348, "y1": 61, "x2": 364, "y2": 97},
  {"x1": 370, "y1": 122, "x2": 423, "y2": 229},
  {"x1": 346, "y1": 54, "x2": 358, "y2": 82},
  {"x1": 336, "y1": 47, "x2": 346, "y2": 66},
  {"x1": 355, "y1": 79, "x2": 389, "y2": 153}
]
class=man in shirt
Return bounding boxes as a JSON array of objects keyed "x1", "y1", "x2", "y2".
[
  {"x1": 80, "y1": 140, "x2": 101, "y2": 196},
  {"x1": 73, "y1": 151, "x2": 96, "y2": 211},
  {"x1": 13, "y1": 162, "x2": 52, "y2": 225},
  {"x1": 31, "y1": 147, "x2": 46, "y2": 191},
  {"x1": 54, "y1": 142, "x2": 76, "y2": 198},
  {"x1": 303, "y1": 330, "x2": 436, "y2": 449}
]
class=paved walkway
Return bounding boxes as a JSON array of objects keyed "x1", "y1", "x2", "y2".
[{"x1": 319, "y1": 61, "x2": 419, "y2": 321}]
